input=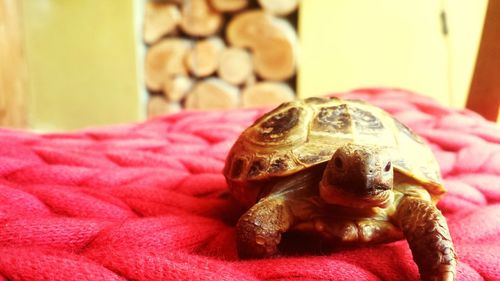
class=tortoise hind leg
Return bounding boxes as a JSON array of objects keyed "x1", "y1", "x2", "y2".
[
  {"x1": 396, "y1": 196, "x2": 457, "y2": 281},
  {"x1": 236, "y1": 195, "x2": 293, "y2": 258}
]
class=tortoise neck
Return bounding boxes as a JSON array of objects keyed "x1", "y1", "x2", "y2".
[{"x1": 262, "y1": 163, "x2": 326, "y2": 199}]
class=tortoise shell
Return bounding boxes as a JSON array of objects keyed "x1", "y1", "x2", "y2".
[{"x1": 224, "y1": 97, "x2": 445, "y2": 206}]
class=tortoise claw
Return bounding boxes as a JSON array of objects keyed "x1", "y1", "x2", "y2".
[
  {"x1": 236, "y1": 218, "x2": 281, "y2": 258},
  {"x1": 236, "y1": 196, "x2": 292, "y2": 259}
]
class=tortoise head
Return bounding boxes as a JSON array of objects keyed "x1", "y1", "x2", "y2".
[{"x1": 319, "y1": 143, "x2": 395, "y2": 208}]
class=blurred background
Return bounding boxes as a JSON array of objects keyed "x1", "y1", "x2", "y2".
[{"x1": 1, "y1": 0, "x2": 498, "y2": 131}]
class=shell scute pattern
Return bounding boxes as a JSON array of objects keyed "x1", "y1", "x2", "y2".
[
  {"x1": 304, "y1": 96, "x2": 338, "y2": 104},
  {"x1": 248, "y1": 158, "x2": 268, "y2": 178},
  {"x1": 312, "y1": 104, "x2": 352, "y2": 134},
  {"x1": 225, "y1": 97, "x2": 445, "y2": 202},
  {"x1": 351, "y1": 107, "x2": 385, "y2": 132},
  {"x1": 257, "y1": 107, "x2": 302, "y2": 142},
  {"x1": 230, "y1": 157, "x2": 246, "y2": 179},
  {"x1": 268, "y1": 156, "x2": 290, "y2": 174}
]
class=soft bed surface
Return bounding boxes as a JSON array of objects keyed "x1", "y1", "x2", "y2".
[{"x1": 0, "y1": 88, "x2": 499, "y2": 280}]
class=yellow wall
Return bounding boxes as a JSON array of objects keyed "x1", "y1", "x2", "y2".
[
  {"x1": 22, "y1": 0, "x2": 142, "y2": 131},
  {"x1": 19, "y1": 1, "x2": 489, "y2": 130},
  {"x1": 298, "y1": 0, "x2": 488, "y2": 108}
]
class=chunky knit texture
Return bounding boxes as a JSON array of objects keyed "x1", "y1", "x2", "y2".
[{"x1": 0, "y1": 88, "x2": 499, "y2": 280}]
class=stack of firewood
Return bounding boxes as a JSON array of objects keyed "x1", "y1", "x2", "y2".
[{"x1": 144, "y1": 0, "x2": 299, "y2": 117}]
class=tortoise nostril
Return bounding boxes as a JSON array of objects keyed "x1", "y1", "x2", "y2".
[{"x1": 384, "y1": 162, "x2": 391, "y2": 172}]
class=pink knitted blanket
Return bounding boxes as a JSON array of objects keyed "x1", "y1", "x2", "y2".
[{"x1": 0, "y1": 88, "x2": 498, "y2": 280}]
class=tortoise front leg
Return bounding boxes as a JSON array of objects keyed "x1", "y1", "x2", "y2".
[
  {"x1": 396, "y1": 196, "x2": 457, "y2": 281},
  {"x1": 236, "y1": 195, "x2": 293, "y2": 258}
]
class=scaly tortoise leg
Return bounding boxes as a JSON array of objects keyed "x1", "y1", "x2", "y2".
[
  {"x1": 236, "y1": 195, "x2": 293, "y2": 258},
  {"x1": 396, "y1": 196, "x2": 457, "y2": 281}
]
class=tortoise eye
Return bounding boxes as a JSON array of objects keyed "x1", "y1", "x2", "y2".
[
  {"x1": 384, "y1": 162, "x2": 392, "y2": 172},
  {"x1": 334, "y1": 157, "x2": 343, "y2": 169}
]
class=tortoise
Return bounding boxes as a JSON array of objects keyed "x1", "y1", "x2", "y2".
[{"x1": 224, "y1": 97, "x2": 457, "y2": 281}]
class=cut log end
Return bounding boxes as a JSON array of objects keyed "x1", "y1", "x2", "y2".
[
  {"x1": 158, "y1": 0, "x2": 184, "y2": 5},
  {"x1": 145, "y1": 38, "x2": 192, "y2": 91},
  {"x1": 180, "y1": 0, "x2": 223, "y2": 37},
  {"x1": 186, "y1": 37, "x2": 225, "y2": 77},
  {"x1": 185, "y1": 78, "x2": 240, "y2": 110},
  {"x1": 217, "y1": 47, "x2": 253, "y2": 85},
  {"x1": 242, "y1": 82, "x2": 295, "y2": 108},
  {"x1": 163, "y1": 75, "x2": 194, "y2": 102},
  {"x1": 148, "y1": 95, "x2": 182, "y2": 118},
  {"x1": 244, "y1": 74, "x2": 257, "y2": 88},
  {"x1": 253, "y1": 35, "x2": 296, "y2": 81},
  {"x1": 258, "y1": 0, "x2": 299, "y2": 16},
  {"x1": 209, "y1": 0, "x2": 248, "y2": 12},
  {"x1": 144, "y1": 0, "x2": 300, "y2": 113},
  {"x1": 227, "y1": 11, "x2": 297, "y2": 81},
  {"x1": 143, "y1": 2, "x2": 181, "y2": 44}
]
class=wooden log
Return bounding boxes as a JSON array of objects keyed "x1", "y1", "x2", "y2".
[
  {"x1": 0, "y1": 0, "x2": 27, "y2": 128},
  {"x1": 466, "y1": 0, "x2": 500, "y2": 121},
  {"x1": 258, "y1": 0, "x2": 299, "y2": 16},
  {"x1": 163, "y1": 75, "x2": 193, "y2": 102},
  {"x1": 147, "y1": 95, "x2": 181, "y2": 118},
  {"x1": 217, "y1": 47, "x2": 253, "y2": 85},
  {"x1": 209, "y1": 0, "x2": 248, "y2": 12},
  {"x1": 244, "y1": 74, "x2": 257, "y2": 88},
  {"x1": 143, "y1": 1, "x2": 181, "y2": 44},
  {"x1": 164, "y1": 0, "x2": 184, "y2": 4},
  {"x1": 227, "y1": 10, "x2": 297, "y2": 81},
  {"x1": 185, "y1": 37, "x2": 224, "y2": 77},
  {"x1": 145, "y1": 38, "x2": 191, "y2": 91},
  {"x1": 150, "y1": 0, "x2": 184, "y2": 4},
  {"x1": 180, "y1": 0, "x2": 223, "y2": 37},
  {"x1": 185, "y1": 78, "x2": 240, "y2": 110},
  {"x1": 242, "y1": 82, "x2": 295, "y2": 108}
]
